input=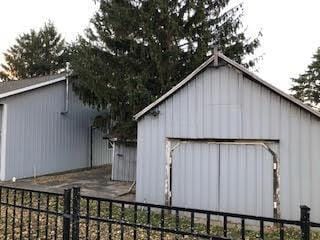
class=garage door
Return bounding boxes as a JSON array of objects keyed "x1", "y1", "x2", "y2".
[{"x1": 171, "y1": 141, "x2": 275, "y2": 218}]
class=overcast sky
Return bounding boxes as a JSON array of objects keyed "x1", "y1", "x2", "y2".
[{"x1": 1, "y1": 0, "x2": 320, "y2": 92}]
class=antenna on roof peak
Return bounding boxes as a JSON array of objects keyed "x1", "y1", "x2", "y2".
[
  {"x1": 66, "y1": 62, "x2": 70, "y2": 76},
  {"x1": 61, "y1": 62, "x2": 70, "y2": 115},
  {"x1": 213, "y1": 47, "x2": 219, "y2": 66}
]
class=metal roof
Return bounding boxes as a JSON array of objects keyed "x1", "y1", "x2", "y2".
[
  {"x1": 0, "y1": 73, "x2": 66, "y2": 99},
  {"x1": 134, "y1": 52, "x2": 320, "y2": 120}
]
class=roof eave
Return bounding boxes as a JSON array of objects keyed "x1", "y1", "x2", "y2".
[
  {"x1": 0, "y1": 76, "x2": 66, "y2": 100},
  {"x1": 133, "y1": 55, "x2": 216, "y2": 120}
]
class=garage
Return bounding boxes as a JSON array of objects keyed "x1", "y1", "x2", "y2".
[{"x1": 134, "y1": 52, "x2": 320, "y2": 221}]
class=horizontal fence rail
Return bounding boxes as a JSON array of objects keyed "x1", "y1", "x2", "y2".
[
  {"x1": 0, "y1": 185, "x2": 319, "y2": 239},
  {"x1": 0, "y1": 185, "x2": 65, "y2": 239}
]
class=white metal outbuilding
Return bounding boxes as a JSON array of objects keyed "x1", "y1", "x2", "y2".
[
  {"x1": 0, "y1": 74, "x2": 112, "y2": 181},
  {"x1": 134, "y1": 52, "x2": 320, "y2": 222},
  {"x1": 111, "y1": 140, "x2": 137, "y2": 182}
]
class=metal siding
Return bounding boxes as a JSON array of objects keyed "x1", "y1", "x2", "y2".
[
  {"x1": 137, "y1": 65, "x2": 320, "y2": 221},
  {"x1": 112, "y1": 143, "x2": 136, "y2": 181},
  {"x1": 310, "y1": 117, "x2": 320, "y2": 221},
  {"x1": 0, "y1": 82, "x2": 99, "y2": 180},
  {"x1": 136, "y1": 118, "x2": 145, "y2": 200},
  {"x1": 92, "y1": 128, "x2": 112, "y2": 167},
  {"x1": 288, "y1": 106, "x2": 301, "y2": 220}
]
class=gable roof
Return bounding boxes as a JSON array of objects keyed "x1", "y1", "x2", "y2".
[
  {"x1": 0, "y1": 73, "x2": 66, "y2": 99},
  {"x1": 134, "y1": 52, "x2": 320, "y2": 120}
]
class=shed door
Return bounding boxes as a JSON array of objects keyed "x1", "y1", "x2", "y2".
[
  {"x1": 219, "y1": 144, "x2": 273, "y2": 217},
  {"x1": 171, "y1": 142, "x2": 220, "y2": 210},
  {"x1": 111, "y1": 143, "x2": 137, "y2": 181},
  {"x1": 171, "y1": 142, "x2": 274, "y2": 217},
  {"x1": 91, "y1": 128, "x2": 112, "y2": 167}
]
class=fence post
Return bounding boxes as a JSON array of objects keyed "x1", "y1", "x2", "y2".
[
  {"x1": 63, "y1": 189, "x2": 72, "y2": 240},
  {"x1": 300, "y1": 205, "x2": 310, "y2": 240},
  {"x1": 72, "y1": 187, "x2": 81, "y2": 240}
]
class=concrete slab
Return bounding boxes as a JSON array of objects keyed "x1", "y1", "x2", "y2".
[{"x1": 1, "y1": 166, "x2": 135, "y2": 201}]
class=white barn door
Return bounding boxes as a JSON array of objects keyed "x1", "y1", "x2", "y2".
[
  {"x1": 171, "y1": 141, "x2": 275, "y2": 217},
  {"x1": 219, "y1": 144, "x2": 273, "y2": 217},
  {"x1": 171, "y1": 142, "x2": 220, "y2": 210}
]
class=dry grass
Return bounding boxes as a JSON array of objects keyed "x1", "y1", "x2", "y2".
[{"x1": 0, "y1": 188, "x2": 320, "y2": 239}]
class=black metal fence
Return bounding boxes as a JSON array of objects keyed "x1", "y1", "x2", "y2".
[
  {"x1": 0, "y1": 185, "x2": 65, "y2": 239},
  {"x1": 0, "y1": 185, "x2": 319, "y2": 240}
]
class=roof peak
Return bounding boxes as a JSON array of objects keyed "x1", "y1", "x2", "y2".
[{"x1": 134, "y1": 53, "x2": 320, "y2": 120}]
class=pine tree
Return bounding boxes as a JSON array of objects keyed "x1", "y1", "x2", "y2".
[
  {"x1": 0, "y1": 22, "x2": 67, "y2": 81},
  {"x1": 291, "y1": 48, "x2": 320, "y2": 109},
  {"x1": 70, "y1": 0, "x2": 261, "y2": 139}
]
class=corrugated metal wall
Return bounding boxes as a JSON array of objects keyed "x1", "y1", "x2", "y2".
[
  {"x1": 0, "y1": 82, "x2": 100, "y2": 180},
  {"x1": 112, "y1": 142, "x2": 136, "y2": 181},
  {"x1": 136, "y1": 65, "x2": 320, "y2": 221},
  {"x1": 91, "y1": 128, "x2": 112, "y2": 167}
]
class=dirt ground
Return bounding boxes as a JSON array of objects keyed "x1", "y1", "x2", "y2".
[{"x1": 0, "y1": 166, "x2": 135, "y2": 201}]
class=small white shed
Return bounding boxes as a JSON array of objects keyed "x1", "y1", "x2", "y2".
[
  {"x1": 134, "y1": 52, "x2": 320, "y2": 222},
  {"x1": 0, "y1": 74, "x2": 112, "y2": 180},
  {"x1": 111, "y1": 140, "x2": 137, "y2": 182}
]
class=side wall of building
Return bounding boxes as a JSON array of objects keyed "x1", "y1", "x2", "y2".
[
  {"x1": 136, "y1": 65, "x2": 320, "y2": 221},
  {"x1": 0, "y1": 81, "x2": 100, "y2": 180}
]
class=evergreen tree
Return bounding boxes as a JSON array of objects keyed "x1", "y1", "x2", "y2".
[
  {"x1": 0, "y1": 22, "x2": 67, "y2": 81},
  {"x1": 71, "y1": 0, "x2": 261, "y2": 139},
  {"x1": 291, "y1": 48, "x2": 320, "y2": 109}
]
